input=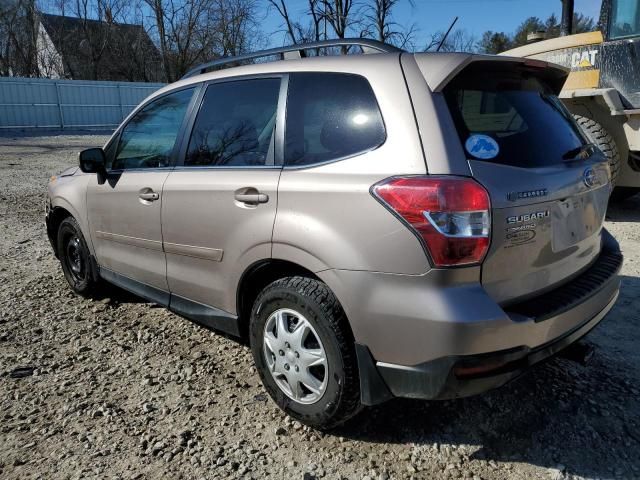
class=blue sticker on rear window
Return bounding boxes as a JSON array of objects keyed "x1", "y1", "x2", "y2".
[{"x1": 465, "y1": 134, "x2": 499, "y2": 159}]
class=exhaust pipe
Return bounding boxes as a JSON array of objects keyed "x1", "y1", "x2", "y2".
[{"x1": 561, "y1": 0, "x2": 574, "y2": 36}]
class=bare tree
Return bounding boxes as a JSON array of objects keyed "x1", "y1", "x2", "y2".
[
  {"x1": 212, "y1": 0, "x2": 261, "y2": 57},
  {"x1": 106, "y1": 15, "x2": 164, "y2": 81},
  {"x1": 123, "y1": 2, "x2": 164, "y2": 81},
  {"x1": 424, "y1": 28, "x2": 476, "y2": 53},
  {"x1": 267, "y1": 0, "x2": 324, "y2": 46},
  {"x1": 0, "y1": 0, "x2": 39, "y2": 77},
  {"x1": 363, "y1": 0, "x2": 415, "y2": 48},
  {"x1": 143, "y1": 0, "x2": 214, "y2": 81},
  {"x1": 167, "y1": 0, "x2": 206, "y2": 79},
  {"x1": 63, "y1": 0, "x2": 127, "y2": 79},
  {"x1": 307, "y1": 0, "x2": 324, "y2": 44},
  {"x1": 142, "y1": 0, "x2": 260, "y2": 82},
  {"x1": 266, "y1": 0, "x2": 298, "y2": 44},
  {"x1": 322, "y1": 0, "x2": 356, "y2": 41}
]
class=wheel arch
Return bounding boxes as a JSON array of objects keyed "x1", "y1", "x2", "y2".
[
  {"x1": 49, "y1": 193, "x2": 95, "y2": 255},
  {"x1": 236, "y1": 259, "x2": 323, "y2": 339},
  {"x1": 239, "y1": 261, "x2": 389, "y2": 409},
  {"x1": 46, "y1": 206, "x2": 73, "y2": 258},
  {"x1": 47, "y1": 205, "x2": 72, "y2": 229}
]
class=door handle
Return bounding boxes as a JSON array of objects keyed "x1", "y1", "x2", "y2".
[
  {"x1": 234, "y1": 192, "x2": 269, "y2": 204},
  {"x1": 139, "y1": 192, "x2": 159, "y2": 201}
]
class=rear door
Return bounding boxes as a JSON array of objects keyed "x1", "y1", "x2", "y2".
[
  {"x1": 442, "y1": 61, "x2": 611, "y2": 304},
  {"x1": 161, "y1": 76, "x2": 284, "y2": 314}
]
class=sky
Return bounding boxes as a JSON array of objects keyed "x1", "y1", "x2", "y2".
[{"x1": 262, "y1": 0, "x2": 603, "y2": 48}]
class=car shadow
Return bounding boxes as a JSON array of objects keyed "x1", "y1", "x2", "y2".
[
  {"x1": 607, "y1": 192, "x2": 640, "y2": 222},
  {"x1": 335, "y1": 274, "x2": 640, "y2": 479},
  {"x1": 85, "y1": 263, "x2": 640, "y2": 477},
  {"x1": 94, "y1": 281, "x2": 247, "y2": 343},
  {"x1": 92, "y1": 282, "x2": 152, "y2": 306}
]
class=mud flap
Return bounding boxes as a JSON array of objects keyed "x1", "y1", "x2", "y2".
[{"x1": 355, "y1": 343, "x2": 394, "y2": 406}]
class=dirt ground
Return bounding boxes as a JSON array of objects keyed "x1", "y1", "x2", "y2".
[{"x1": 1, "y1": 134, "x2": 639, "y2": 480}]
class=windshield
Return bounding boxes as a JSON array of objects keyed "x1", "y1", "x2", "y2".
[
  {"x1": 610, "y1": 0, "x2": 640, "y2": 39},
  {"x1": 444, "y1": 63, "x2": 589, "y2": 168}
]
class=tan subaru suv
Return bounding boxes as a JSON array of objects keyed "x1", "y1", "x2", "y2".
[{"x1": 46, "y1": 39, "x2": 622, "y2": 429}]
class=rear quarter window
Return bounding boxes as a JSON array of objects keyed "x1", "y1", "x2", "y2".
[
  {"x1": 284, "y1": 72, "x2": 386, "y2": 166},
  {"x1": 444, "y1": 64, "x2": 589, "y2": 168}
]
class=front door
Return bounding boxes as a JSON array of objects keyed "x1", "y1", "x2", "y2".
[
  {"x1": 87, "y1": 87, "x2": 197, "y2": 293},
  {"x1": 161, "y1": 77, "x2": 284, "y2": 314}
]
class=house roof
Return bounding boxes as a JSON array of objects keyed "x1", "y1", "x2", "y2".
[{"x1": 39, "y1": 13, "x2": 163, "y2": 81}]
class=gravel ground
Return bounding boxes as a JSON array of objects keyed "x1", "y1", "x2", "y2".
[{"x1": 1, "y1": 134, "x2": 639, "y2": 480}]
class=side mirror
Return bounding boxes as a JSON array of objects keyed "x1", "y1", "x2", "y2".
[{"x1": 79, "y1": 148, "x2": 106, "y2": 174}]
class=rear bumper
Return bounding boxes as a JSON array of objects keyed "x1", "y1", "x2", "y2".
[
  {"x1": 366, "y1": 288, "x2": 618, "y2": 402},
  {"x1": 320, "y1": 230, "x2": 622, "y2": 405}
]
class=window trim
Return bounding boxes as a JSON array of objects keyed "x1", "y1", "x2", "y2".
[
  {"x1": 105, "y1": 84, "x2": 202, "y2": 174},
  {"x1": 282, "y1": 71, "x2": 388, "y2": 170},
  {"x1": 174, "y1": 73, "x2": 288, "y2": 171}
]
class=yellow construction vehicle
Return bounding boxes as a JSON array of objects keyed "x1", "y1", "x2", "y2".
[{"x1": 503, "y1": 0, "x2": 640, "y2": 199}]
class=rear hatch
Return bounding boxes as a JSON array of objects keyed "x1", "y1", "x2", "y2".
[{"x1": 442, "y1": 60, "x2": 611, "y2": 305}]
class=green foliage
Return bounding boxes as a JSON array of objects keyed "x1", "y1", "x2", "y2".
[
  {"x1": 477, "y1": 31, "x2": 511, "y2": 54},
  {"x1": 477, "y1": 12, "x2": 597, "y2": 54}
]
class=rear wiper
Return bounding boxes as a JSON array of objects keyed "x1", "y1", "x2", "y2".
[{"x1": 562, "y1": 144, "x2": 594, "y2": 160}]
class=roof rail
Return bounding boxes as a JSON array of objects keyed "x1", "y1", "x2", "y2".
[{"x1": 181, "y1": 38, "x2": 403, "y2": 79}]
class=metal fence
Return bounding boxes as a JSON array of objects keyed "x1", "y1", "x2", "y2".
[{"x1": 0, "y1": 77, "x2": 165, "y2": 130}]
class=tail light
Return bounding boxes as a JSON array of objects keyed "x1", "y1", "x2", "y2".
[{"x1": 372, "y1": 176, "x2": 491, "y2": 267}]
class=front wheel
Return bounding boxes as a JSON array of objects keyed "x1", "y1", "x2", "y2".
[
  {"x1": 249, "y1": 276, "x2": 361, "y2": 429},
  {"x1": 57, "y1": 216, "x2": 100, "y2": 296}
]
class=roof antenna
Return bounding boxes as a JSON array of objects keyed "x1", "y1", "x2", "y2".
[{"x1": 436, "y1": 16, "x2": 459, "y2": 52}]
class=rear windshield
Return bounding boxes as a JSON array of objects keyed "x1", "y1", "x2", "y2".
[{"x1": 444, "y1": 63, "x2": 589, "y2": 168}]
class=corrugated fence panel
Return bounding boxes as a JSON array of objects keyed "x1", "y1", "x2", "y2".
[{"x1": 0, "y1": 77, "x2": 164, "y2": 130}]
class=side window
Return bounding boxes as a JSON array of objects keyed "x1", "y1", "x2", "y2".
[
  {"x1": 184, "y1": 78, "x2": 281, "y2": 167},
  {"x1": 111, "y1": 87, "x2": 195, "y2": 170},
  {"x1": 610, "y1": 0, "x2": 640, "y2": 39},
  {"x1": 284, "y1": 73, "x2": 385, "y2": 167}
]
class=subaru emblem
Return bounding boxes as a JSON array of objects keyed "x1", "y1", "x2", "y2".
[{"x1": 583, "y1": 167, "x2": 597, "y2": 188}]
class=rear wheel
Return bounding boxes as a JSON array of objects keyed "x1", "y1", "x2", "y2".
[
  {"x1": 57, "y1": 217, "x2": 100, "y2": 296},
  {"x1": 574, "y1": 115, "x2": 620, "y2": 186},
  {"x1": 249, "y1": 276, "x2": 361, "y2": 429}
]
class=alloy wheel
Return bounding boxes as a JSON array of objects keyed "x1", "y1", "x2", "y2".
[{"x1": 262, "y1": 308, "x2": 328, "y2": 404}]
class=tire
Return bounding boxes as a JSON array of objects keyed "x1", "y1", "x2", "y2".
[
  {"x1": 249, "y1": 276, "x2": 361, "y2": 429},
  {"x1": 574, "y1": 115, "x2": 621, "y2": 186},
  {"x1": 57, "y1": 216, "x2": 100, "y2": 296}
]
